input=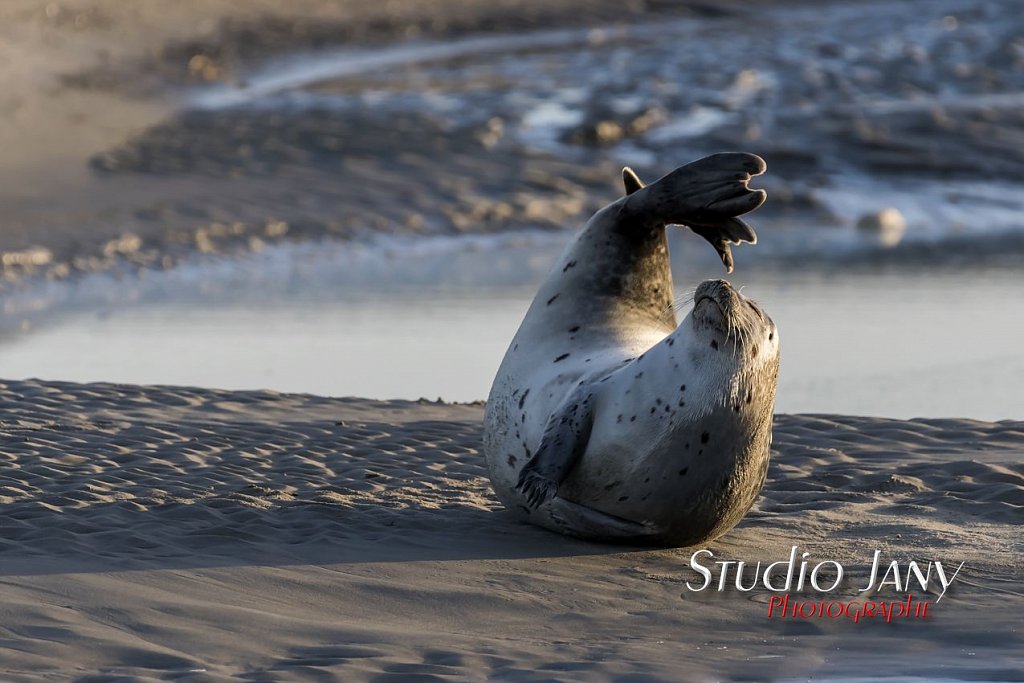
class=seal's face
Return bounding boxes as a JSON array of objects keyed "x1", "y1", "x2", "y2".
[{"x1": 686, "y1": 278, "x2": 779, "y2": 389}]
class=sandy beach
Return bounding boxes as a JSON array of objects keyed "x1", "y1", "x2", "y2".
[
  {"x1": 1, "y1": 0, "x2": 1022, "y2": 680},
  {"x1": 0, "y1": 378, "x2": 1020, "y2": 681}
]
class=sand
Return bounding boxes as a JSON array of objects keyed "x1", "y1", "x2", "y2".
[{"x1": 0, "y1": 378, "x2": 1020, "y2": 681}]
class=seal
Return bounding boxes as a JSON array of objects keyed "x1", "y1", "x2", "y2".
[{"x1": 483, "y1": 153, "x2": 779, "y2": 546}]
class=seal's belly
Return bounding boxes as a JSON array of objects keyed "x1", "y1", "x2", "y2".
[{"x1": 559, "y1": 401, "x2": 772, "y2": 540}]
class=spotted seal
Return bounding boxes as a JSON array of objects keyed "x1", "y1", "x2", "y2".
[{"x1": 483, "y1": 153, "x2": 778, "y2": 546}]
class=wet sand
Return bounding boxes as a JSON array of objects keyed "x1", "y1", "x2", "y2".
[
  {"x1": 0, "y1": 0, "x2": 740, "y2": 276},
  {"x1": 3, "y1": 0, "x2": 1024, "y2": 286},
  {"x1": 0, "y1": 378, "x2": 1021, "y2": 681}
]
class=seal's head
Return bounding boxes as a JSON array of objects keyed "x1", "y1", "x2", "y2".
[{"x1": 685, "y1": 278, "x2": 779, "y2": 399}]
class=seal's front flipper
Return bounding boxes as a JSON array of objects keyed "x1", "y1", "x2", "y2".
[
  {"x1": 516, "y1": 389, "x2": 594, "y2": 509},
  {"x1": 623, "y1": 152, "x2": 766, "y2": 272},
  {"x1": 545, "y1": 497, "x2": 661, "y2": 542}
]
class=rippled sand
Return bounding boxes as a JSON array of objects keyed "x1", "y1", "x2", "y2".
[{"x1": 0, "y1": 378, "x2": 1020, "y2": 681}]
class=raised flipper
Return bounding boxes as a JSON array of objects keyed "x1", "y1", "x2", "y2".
[
  {"x1": 620, "y1": 153, "x2": 767, "y2": 272},
  {"x1": 516, "y1": 386, "x2": 594, "y2": 509}
]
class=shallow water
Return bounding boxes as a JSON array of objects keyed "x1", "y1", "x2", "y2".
[{"x1": 3, "y1": 237, "x2": 1021, "y2": 420}]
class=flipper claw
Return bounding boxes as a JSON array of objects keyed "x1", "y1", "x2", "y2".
[{"x1": 516, "y1": 469, "x2": 559, "y2": 509}]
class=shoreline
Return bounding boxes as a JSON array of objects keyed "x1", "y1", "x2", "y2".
[{"x1": 0, "y1": 377, "x2": 1020, "y2": 680}]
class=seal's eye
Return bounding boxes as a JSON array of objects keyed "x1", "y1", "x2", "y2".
[{"x1": 769, "y1": 332, "x2": 774, "y2": 341}]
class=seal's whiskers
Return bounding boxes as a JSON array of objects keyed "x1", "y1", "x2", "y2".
[
  {"x1": 672, "y1": 289, "x2": 696, "y2": 313},
  {"x1": 660, "y1": 289, "x2": 696, "y2": 326}
]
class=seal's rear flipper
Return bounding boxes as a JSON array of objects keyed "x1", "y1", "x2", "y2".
[
  {"x1": 545, "y1": 497, "x2": 662, "y2": 542},
  {"x1": 687, "y1": 216, "x2": 757, "y2": 273},
  {"x1": 623, "y1": 153, "x2": 766, "y2": 272},
  {"x1": 516, "y1": 388, "x2": 594, "y2": 509}
]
